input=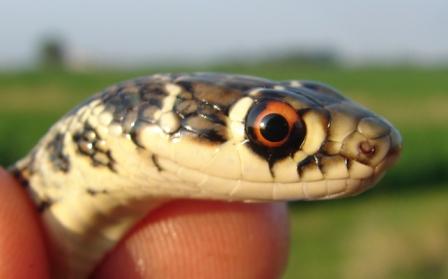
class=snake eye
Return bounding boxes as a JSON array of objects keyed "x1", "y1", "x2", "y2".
[{"x1": 246, "y1": 100, "x2": 305, "y2": 149}]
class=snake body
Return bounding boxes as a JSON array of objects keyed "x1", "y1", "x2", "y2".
[{"x1": 11, "y1": 73, "x2": 401, "y2": 278}]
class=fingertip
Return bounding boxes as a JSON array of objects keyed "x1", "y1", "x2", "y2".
[
  {"x1": 0, "y1": 168, "x2": 49, "y2": 279},
  {"x1": 94, "y1": 200, "x2": 289, "y2": 279}
]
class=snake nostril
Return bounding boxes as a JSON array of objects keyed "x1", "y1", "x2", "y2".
[{"x1": 359, "y1": 141, "x2": 376, "y2": 156}]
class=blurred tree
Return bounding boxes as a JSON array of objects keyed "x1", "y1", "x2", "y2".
[{"x1": 38, "y1": 36, "x2": 67, "y2": 70}]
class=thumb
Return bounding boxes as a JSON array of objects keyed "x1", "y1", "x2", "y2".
[
  {"x1": 0, "y1": 168, "x2": 49, "y2": 279},
  {"x1": 93, "y1": 200, "x2": 290, "y2": 279}
]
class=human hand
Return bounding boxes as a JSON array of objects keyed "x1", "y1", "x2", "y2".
[{"x1": 0, "y1": 168, "x2": 290, "y2": 279}]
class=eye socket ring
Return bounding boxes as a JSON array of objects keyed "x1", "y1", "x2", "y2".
[{"x1": 246, "y1": 100, "x2": 301, "y2": 148}]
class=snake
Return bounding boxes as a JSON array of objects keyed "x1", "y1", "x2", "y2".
[{"x1": 10, "y1": 72, "x2": 401, "y2": 278}]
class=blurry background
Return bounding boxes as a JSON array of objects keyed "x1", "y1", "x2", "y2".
[{"x1": 1, "y1": 1, "x2": 448, "y2": 278}]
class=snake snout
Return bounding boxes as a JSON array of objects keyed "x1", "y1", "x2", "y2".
[{"x1": 340, "y1": 115, "x2": 402, "y2": 169}]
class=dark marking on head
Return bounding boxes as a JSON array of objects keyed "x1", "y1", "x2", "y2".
[
  {"x1": 105, "y1": 151, "x2": 116, "y2": 172},
  {"x1": 96, "y1": 80, "x2": 170, "y2": 152},
  {"x1": 140, "y1": 82, "x2": 168, "y2": 101},
  {"x1": 297, "y1": 155, "x2": 320, "y2": 177},
  {"x1": 37, "y1": 199, "x2": 54, "y2": 213},
  {"x1": 130, "y1": 126, "x2": 146, "y2": 149},
  {"x1": 73, "y1": 124, "x2": 116, "y2": 172},
  {"x1": 138, "y1": 104, "x2": 160, "y2": 124},
  {"x1": 180, "y1": 116, "x2": 227, "y2": 143},
  {"x1": 151, "y1": 155, "x2": 163, "y2": 172},
  {"x1": 197, "y1": 104, "x2": 227, "y2": 125},
  {"x1": 121, "y1": 110, "x2": 138, "y2": 134},
  {"x1": 86, "y1": 188, "x2": 109, "y2": 196},
  {"x1": 175, "y1": 99, "x2": 198, "y2": 118},
  {"x1": 178, "y1": 90, "x2": 193, "y2": 100},
  {"x1": 197, "y1": 129, "x2": 227, "y2": 142},
  {"x1": 139, "y1": 84, "x2": 166, "y2": 109},
  {"x1": 174, "y1": 73, "x2": 274, "y2": 114},
  {"x1": 146, "y1": 97, "x2": 163, "y2": 107},
  {"x1": 9, "y1": 167, "x2": 30, "y2": 189},
  {"x1": 346, "y1": 159, "x2": 357, "y2": 173},
  {"x1": 7, "y1": 150, "x2": 39, "y2": 190},
  {"x1": 267, "y1": 159, "x2": 276, "y2": 178},
  {"x1": 176, "y1": 80, "x2": 194, "y2": 92},
  {"x1": 190, "y1": 82, "x2": 242, "y2": 110},
  {"x1": 46, "y1": 133, "x2": 71, "y2": 173},
  {"x1": 103, "y1": 87, "x2": 142, "y2": 123}
]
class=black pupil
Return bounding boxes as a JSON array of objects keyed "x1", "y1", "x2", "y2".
[{"x1": 260, "y1": 114, "x2": 290, "y2": 142}]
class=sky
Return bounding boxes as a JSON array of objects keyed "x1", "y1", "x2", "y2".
[{"x1": 1, "y1": 0, "x2": 447, "y2": 67}]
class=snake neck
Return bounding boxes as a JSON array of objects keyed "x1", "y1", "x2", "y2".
[{"x1": 10, "y1": 119, "x2": 171, "y2": 278}]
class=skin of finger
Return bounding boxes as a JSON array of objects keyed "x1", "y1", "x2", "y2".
[
  {"x1": 0, "y1": 168, "x2": 49, "y2": 279},
  {"x1": 93, "y1": 200, "x2": 290, "y2": 279}
]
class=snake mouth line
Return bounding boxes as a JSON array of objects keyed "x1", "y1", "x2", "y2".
[{"x1": 153, "y1": 153, "x2": 389, "y2": 202}]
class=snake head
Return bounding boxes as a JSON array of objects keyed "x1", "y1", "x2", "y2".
[{"x1": 131, "y1": 74, "x2": 401, "y2": 201}]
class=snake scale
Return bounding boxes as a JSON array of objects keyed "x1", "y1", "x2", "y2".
[{"x1": 10, "y1": 72, "x2": 401, "y2": 278}]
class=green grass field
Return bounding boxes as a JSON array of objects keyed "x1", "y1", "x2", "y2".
[{"x1": 1, "y1": 64, "x2": 447, "y2": 278}]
